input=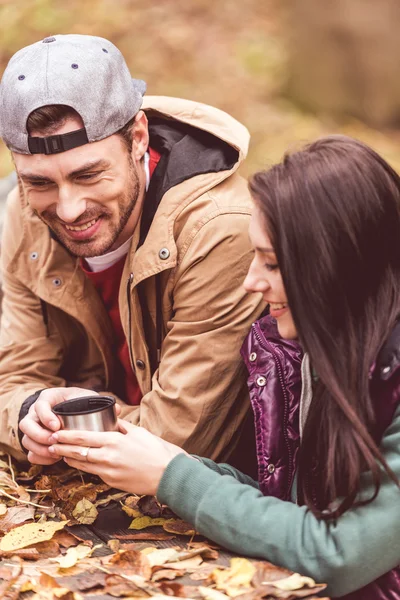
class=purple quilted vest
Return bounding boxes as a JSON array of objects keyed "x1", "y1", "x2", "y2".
[{"x1": 241, "y1": 315, "x2": 400, "y2": 600}]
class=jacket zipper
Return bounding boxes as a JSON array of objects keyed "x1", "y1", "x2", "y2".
[
  {"x1": 126, "y1": 273, "x2": 135, "y2": 370},
  {"x1": 252, "y1": 322, "x2": 294, "y2": 498}
]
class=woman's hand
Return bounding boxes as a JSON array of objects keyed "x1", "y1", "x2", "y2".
[{"x1": 48, "y1": 420, "x2": 186, "y2": 496}]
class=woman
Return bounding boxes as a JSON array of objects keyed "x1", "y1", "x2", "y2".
[{"x1": 49, "y1": 136, "x2": 400, "y2": 599}]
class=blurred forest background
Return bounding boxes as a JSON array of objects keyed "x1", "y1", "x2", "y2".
[{"x1": 1, "y1": 0, "x2": 400, "y2": 178}]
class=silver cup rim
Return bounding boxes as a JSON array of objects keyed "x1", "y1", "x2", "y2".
[{"x1": 52, "y1": 395, "x2": 115, "y2": 417}]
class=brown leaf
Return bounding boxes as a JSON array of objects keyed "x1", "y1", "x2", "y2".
[
  {"x1": 55, "y1": 569, "x2": 107, "y2": 592},
  {"x1": 39, "y1": 573, "x2": 61, "y2": 589},
  {"x1": 252, "y1": 561, "x2": 293, "y2": 587},
  {"x1": 0, "y1": 547, "x2": 40, "y2": 560},
  {"x1": 53, "y1": 529, "x2": 90, "y2": 549},
  {"x1": 107, "y1": 549, "x2": 152, "y2": 579},
  {"x1": 104, "y1": 573, "x2": 152, "y2": 597},
  {"x1": 152, "y1": 568, "x2": 185, "y2": 582},
  {"x1": 176, "y1": 545, "x2": 219, "y2": 561},
  {"x1": 158, "y1": 581, "x2": 187, "y2": 597},
  {"x1": 166, "y1": 556, "x2": 203, "y2": 571},
  {"x1": 27, "y1": 539, "x2": 61, "y2": 558},
  {"x1": 0, "y1": 505, "x2": 35, "y2": 532},
  {"x1": 190, "y1": 564, "x2": 223, "y2": 581},
  {"x1": 163, "y1": 519, "x2": 196, "y2": 537},
  {"x1": 115, "y1": 532, "x2": 175, "y2": 541},
  {"x1": 137, "y1": 495, "x2": 163, "y2": 518},
  {"x1": 72, "y1": 498, "x2": 98, "y2": 525}
]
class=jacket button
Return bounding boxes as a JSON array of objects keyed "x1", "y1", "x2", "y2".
[
  {"x1": 52, "y1": 278, "x2": 62, "y2": 287},
  {"x1": 256, "y1": 376, "x2": 266, "y2": 387},
  {"x1": 159, "y1": 247, "x2": 170, "y2": 260},
  {"x1": 249, "y1": 352, "x2": 257, "y2": 362},
  {"x1": 267, "y1": 463, "x2": 275, "y2": 474},
  {"x1": 30, "y1": 252, "x2": 39, "y2": 260},
  {"x1": 136, "y1": 359, "x2": 145, "y2": 370}
]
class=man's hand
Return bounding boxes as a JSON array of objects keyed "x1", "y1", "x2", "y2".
[{"x1": 19, "y1": 387, "x2": 99, "y2": 465}]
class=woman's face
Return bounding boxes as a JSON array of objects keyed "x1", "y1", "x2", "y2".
[{"x1": 244, "y1": 205, "x2": 297, "y2": 340}]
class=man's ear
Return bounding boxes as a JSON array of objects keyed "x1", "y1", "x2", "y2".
[{"x1": 131, "y1": 110, "x2": 149, "y2": 163}]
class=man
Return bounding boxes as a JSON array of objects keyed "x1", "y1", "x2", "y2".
[{"x1": 0, "y1": 34, "x2": 263, "y2": 466}]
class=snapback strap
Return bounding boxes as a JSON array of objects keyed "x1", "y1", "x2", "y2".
[{"x1": 28, "y1": 127, "x2": 89, "y2": 155}]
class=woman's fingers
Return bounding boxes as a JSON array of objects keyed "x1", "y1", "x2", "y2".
[
  {"x1": 49, "y1": 443, "x2": 101, "y2": 463},
  {"x1": 49, "y1": 429, "x2": 113, "y2": 446}
]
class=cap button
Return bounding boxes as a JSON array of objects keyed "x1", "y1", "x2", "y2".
[{"x1": 43, "y1": 36, "x2": 56, "y2": 43}]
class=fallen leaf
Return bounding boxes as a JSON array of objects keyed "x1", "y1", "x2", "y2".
[
  {"x1": 190, "y1": 564, "x2": 224, "y2": 581},
  {"x1": 115, "y1": 532, "x2": 175, "y2": 541},
  {"x1": 152, "y1": 568, "x2": 185, "y2": 582},
  {"x1": 137, "y1": 495, "x2": 163, "y2": 518},
  {"x1": 72, "y1": 498, "x2": 98, "y2": 525},
  {"x1": 53, "y1": 529, "x2": 89, "y2": 549},
  {"x1": 143, "y1": 547, "x2": 180, "y2": 567},
  {"x1": 0, "y1": 505, "x2": 35, "y2": 532},
  {"x1": 104, "y1": 573, "x2": 153, "y2": 597},
  {"x1": 163, "y1": 519, "x2": 196, "y2": 536},
  {"x1": 252, "y1": 562, "x2": 293, "y2": 587},
  {"x1": 95, "y1": 491, "x2": 128, "y2": 507},
  {"x1": 158, "y1": 581, "x2": 187, "y2": 597},
  {"x1": 166, "y1": 555, "x2": 203, "y2": 571},
  {"x1": 27, "y1": 539, "x2": 61, "y2": 558},
  {"x1": 199, "y1": 586, "x2": 230, "y2": 600},
  {"x1": 122, "y1": 504, "x2": 143, "y2": 519},
  {"x1": 107, "y1": 549, "x2": 152, "y2": 579},
  {"x1": 265, "y1": 573, "x2": 317, "y2": 591},
  {"x1": 55, "y1": 543, "x2": 102, "y2": 569},
  {"x1": 0, "y1": 520, "x2": 67, "y2": 551},
  {"x1": 0, "y1": 502, "x2": 7, "y2": 515},
  {"x1": 39, "y1": 573, "x2": 61, "y2": 589},
  {"x1": 212, "y1": 558, "x2": 256, "y2": 597},
  {"x1": 129, "y1": 516, "x2": 168, "y2": 530}
]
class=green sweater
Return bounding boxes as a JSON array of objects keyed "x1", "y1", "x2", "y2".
[{"x1": 157, "y1": 406, "x2": 400, "y2": 598}]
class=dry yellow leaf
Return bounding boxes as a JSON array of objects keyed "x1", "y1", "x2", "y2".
[
  {"x1": 142, "y1": 547, "x2": 180, "y2": 567},
  {"x1": 55, "y1": 543, "x2": 102, "y2": 569},
  {"x1": 0, "y1": 503, "x2": 7, "y2": 516},
  {"x1": 128, "y1": 516, "x2": 168, "y2": 530},
  {"x1": 265, "y1": 572, "x2": 317, "y2": 591},
  {"x1": 72, "y1": 498, "x2": 98, "y2": 525},
  {"x1": 0, "y1": 520, "x2": 67, "y2": 551},
  {"x1": 166, "y1": 555, "x2": 203, "y2": 570},
  {"x1": 198, "y1": 586, "x2": 230, "y2": 600},
  {"x1": 212, "y1": 558, "x2": 256, "y2": 597},
  {"x1": 121, "y1": 504, "x2": 142, "y2": 518}
]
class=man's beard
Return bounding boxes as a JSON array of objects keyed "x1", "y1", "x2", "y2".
[{"x1": 37, "y1": 161, "x2": 140, "y2": 258}]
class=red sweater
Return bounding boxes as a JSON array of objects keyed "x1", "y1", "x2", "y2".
[{"x1": 82, "y1": 148, "x2": 161, "y2": 405}]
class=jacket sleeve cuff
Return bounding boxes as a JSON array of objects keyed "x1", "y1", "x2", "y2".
[
  {"x1": 157, "y1": 453, "x2": 223, "y2": 524},
  {"x1": 17, "y1": 390, "x2": 45, "y2": 452}
]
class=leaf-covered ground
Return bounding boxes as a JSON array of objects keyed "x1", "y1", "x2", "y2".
[
  {"x1": 1, "y1": 0, "x2": 400, "y2": 181},
  {"x1": 0, "y1": 453, "x2": 330, "y2": 599}
]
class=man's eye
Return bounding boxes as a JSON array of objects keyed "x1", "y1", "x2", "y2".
[
  {"x1": 29, "y1": 180, "x2": 52, "y2": 188},
  {"x1": 76, "y1": 173, "x2": 99, "y2": 181}
]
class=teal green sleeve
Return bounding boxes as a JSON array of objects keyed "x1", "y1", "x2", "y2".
[
  {"x1": 158, "y1": 407, "x2": 400, "y2": 598},
  {"x1": 195, "y1": 457, "x2": 259, "y2": 489}
]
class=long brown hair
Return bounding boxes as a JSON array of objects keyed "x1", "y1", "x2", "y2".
[{"x1": 249, "y1": 135, "x2": 400, "y2": 518}]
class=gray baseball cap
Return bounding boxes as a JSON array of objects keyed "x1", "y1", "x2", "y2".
[{"x1": 0, "y1": 34, "x2": 147, "y2": 155}]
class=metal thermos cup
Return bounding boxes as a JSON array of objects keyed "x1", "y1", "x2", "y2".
[{"x1": 52, "y1": 395, "x2": 118, "y2": 432}]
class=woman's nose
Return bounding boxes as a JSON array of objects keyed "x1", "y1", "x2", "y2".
[{"x1": 243, "y1": 258, "x2": 269, "y2": 294}]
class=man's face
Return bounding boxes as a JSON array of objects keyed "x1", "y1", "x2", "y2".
[{"x1": 13, "y1": 116, "x2": 146, "y2": 257}]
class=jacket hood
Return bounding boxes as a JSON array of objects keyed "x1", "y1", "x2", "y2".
[{"x1": 142, "y1": 96, "x2": 250, "y2": 165}]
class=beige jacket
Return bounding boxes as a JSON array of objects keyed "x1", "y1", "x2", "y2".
[{"x1": 0, "y1": 96, "x2": 264, "y2": 461}]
